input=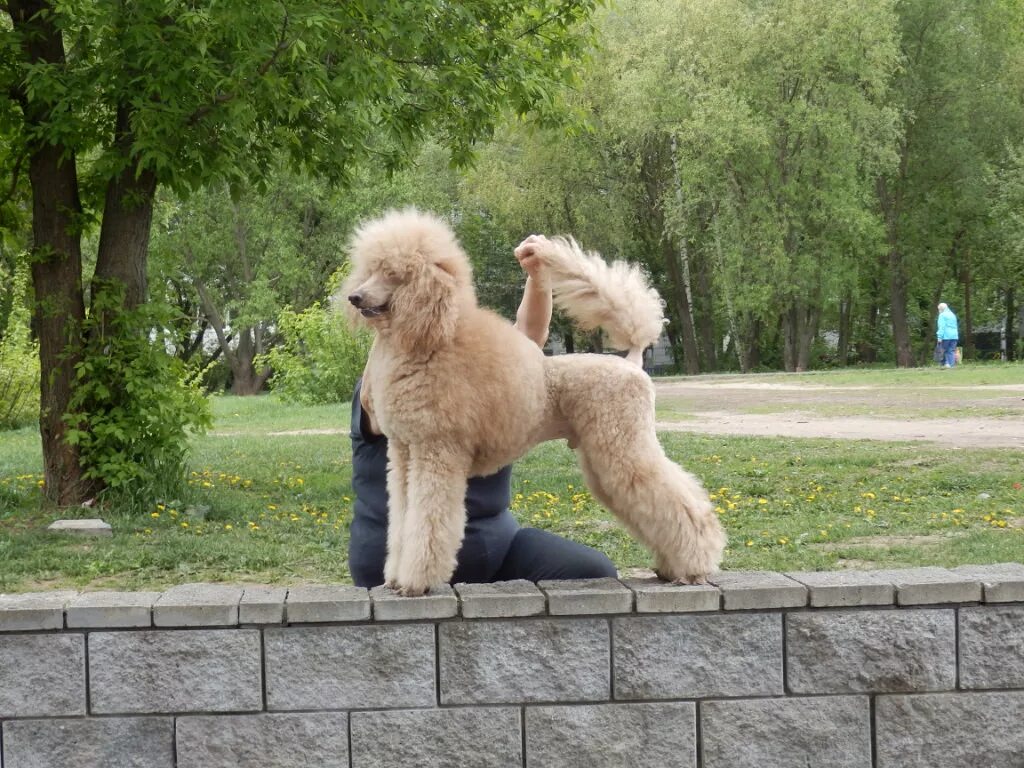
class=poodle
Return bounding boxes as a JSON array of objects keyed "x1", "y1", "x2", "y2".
[{"x1": 342, "y1": 209, "x2": 725, "y2": 596}]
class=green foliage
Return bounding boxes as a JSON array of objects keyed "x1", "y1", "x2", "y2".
[
  {"x1": 63, "y1": 287, "x2": 212, "y2": 499},
  {"x1": 260, "y1": 297, "x2": 372, "y2": 406},
  {"x1": 0, "y1": 258, "x2": 38, "y2": 431}
]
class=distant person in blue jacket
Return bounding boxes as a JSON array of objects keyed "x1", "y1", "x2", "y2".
[{"x1": 936, "y1": 302, "x2": 959, "y2": 368}]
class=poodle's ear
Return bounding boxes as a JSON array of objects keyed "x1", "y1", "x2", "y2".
[{"x1": 389, "y1": 259, "x2": 459, "y2": 350}]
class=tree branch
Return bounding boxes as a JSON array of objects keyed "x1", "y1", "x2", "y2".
[
  {"x1": 0, "y1": 149, "x2": 27, "y2": 208},
  {"x1": 187, "y1": 10, "x2": 291, "y2": 126}
]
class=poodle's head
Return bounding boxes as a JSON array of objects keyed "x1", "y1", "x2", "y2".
[{"x1": 339, "y1": 209, "x2": 475, "y2": 350}]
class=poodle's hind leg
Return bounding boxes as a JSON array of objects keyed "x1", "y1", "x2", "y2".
[
  {"x1": 576, "y1": 431, "x2": 726, "y2": 585},
  {"x1": 383, "y1": 440, "x2": 411, "y2": 589},
  {"x1": 393, "y1": 443, "x2": 470, "y2": 597}
]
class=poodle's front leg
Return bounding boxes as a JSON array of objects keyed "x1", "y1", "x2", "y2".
[
  {"x1": 383, "y1": 440, "x2": 410, "y2": 589},
  {"x1": 394, "y1": 443, "x2": 469, "y2": 597}
]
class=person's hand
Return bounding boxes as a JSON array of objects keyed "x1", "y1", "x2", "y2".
[{"x1": 514, "y1": 234, "x2": 551, "y2": 284}]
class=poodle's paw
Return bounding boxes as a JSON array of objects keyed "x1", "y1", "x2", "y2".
[
  {"x1": 396, "y1": 582, "x2": 430, "y2": 598},
  {"x1": 655, "y1": 568, "x2": 709, "y2": 586}
]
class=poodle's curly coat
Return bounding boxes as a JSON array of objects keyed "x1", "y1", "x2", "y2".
[{"x1": 342, "y1": 209, "x2": 725, "y2": 596}]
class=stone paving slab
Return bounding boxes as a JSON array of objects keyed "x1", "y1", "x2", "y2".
[
  {"x1": 539, "y1": 577, "x2": 634, "y2": 615},
  {"x1": 153, "y1": 583, "x2": 243, "y2": 627},
  {"x1": 958, "y1": 605, "x2": 1024, "y2": 690},
  {"x1": 176, "y1": 713, "x2": 349, "y2": 768},
  {"x1": 709, "y1": 571, "x2": 807, "y2": 610},
  {"x1": 285, "y1": 585, "x2": 370, "y2": 623},
  {"x1": 47, "y1": 518, "x2": 112, "y2": 536},
  {"x1": 2, "y1": 717, "x2": 174, "y2": 768},
  {"x1": 351, "y1": 707, "x2": 522, "y2": 768},
  {"x1": 702, "y1": 696, "x2": 871, "y2": 768},
  {"x1": 455, "y1": 580, "x2": 546, "y2": 618},
  {"x1": 89, "y1": 629, "x2": 263, "y2": 714},
  {"x1": 239, "y1": 585, "x2": 287, "y2": 624},
  {"x1": 526, "y1": 702, "x2": 696, "y2": 768},
  {"x1": 786, "y1": 609, "x2": 956, "y2": 694},
  {"x1": 0, "y1": 634, "x2": 86, "y2": 717},
  {"x1": 0, "y1": 590, "x2": 76, "y2": 631},
  {"x1": 874, "y1": 567, "x2": 981, "y2": 605},
  {"x1": 439, "y1": 619, "x2": 609, "y2": 704},
  {"x1": 622, "y1": 578, "x2": 720, "y2": 613},
  {"x1": 952, "y1": 562, "x2": 1024, "y2": 603},
  {"x1": 613, "y1": 613, "x2": 783, "y2": 699},
  {"x1": 265, "y1": 624, "x2": 435, "y2": 710},
  {"x1": 370, "y1": 583, "x2": 457, "y2": 620},
  {"x1": 876, "y1": 692, "x2": 1024, "y2": 768},
  {"x1": 66, "y1": 591, "x2": 160, "y2": 628},
  {"x1": 785, "y1": 570, "x2": 895, "y2": 607}
]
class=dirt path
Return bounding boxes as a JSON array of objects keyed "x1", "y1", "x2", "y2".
[{"x1": 654, "y1": 380, "x2": 1024, "y2": 449}]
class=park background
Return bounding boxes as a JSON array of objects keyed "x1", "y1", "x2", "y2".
[{"x1": 1, "y1": 0, "x2": 1023, "y2": 590}]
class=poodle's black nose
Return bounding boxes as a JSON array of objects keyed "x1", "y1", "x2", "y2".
[{"x1": 348, "y1": 293, "x2": 363, "y2": 307}]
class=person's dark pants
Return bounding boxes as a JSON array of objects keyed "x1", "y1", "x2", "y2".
[
  {"x1": 349, "y1": 521, "x2": 616, "y2": 587},
  {"x1": 492, "y1": 528, "x2": 617, "y2": 582},
  {"x1": 942, "y1": 339, "x2": 958, "y2": 367}
]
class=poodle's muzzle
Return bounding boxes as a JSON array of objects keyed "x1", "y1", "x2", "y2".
[{"x1": 348, "y1": 292, "x2": 389, "y2": 318}]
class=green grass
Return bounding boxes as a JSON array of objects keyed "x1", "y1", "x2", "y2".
[
  {"x1": 1, "y1": 386, "x2": 1022, "y2": 592},
  {"x1": 656, "y1": 361, "x2": 1024, "y2": 388}
]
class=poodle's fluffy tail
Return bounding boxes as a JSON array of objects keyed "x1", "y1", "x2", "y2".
[{"x1": 540, "y1": 238, "x2": 665, "y2": 360}]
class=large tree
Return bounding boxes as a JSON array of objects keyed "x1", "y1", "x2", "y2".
[{"x1": 1, "y1": 0, "x2": 598, "y2": 505}]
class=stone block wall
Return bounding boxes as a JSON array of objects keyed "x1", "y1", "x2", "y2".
[{"x1": 1, "y1": 564, "x2": 1023, "y2": 767}]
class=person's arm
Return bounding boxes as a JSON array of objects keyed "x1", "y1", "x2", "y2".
[{"x1": 513, "y1": 235, "x2": 553, "y2": 348}]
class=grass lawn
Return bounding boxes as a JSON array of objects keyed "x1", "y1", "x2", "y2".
[{"x1": 1, "y1": 381, "x2": 1022, "y2": 592}]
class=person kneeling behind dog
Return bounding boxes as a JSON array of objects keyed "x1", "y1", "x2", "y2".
[{"x1": 346, "y1": 238, "x2": 616, "y2": 587}]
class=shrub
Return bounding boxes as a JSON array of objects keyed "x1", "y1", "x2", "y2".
[
  {"x1": 0, "y1": 261, "x2": 39, "y2": 431},
  {"x1": 64, "y1": 288, "x2": 211, "y2": 500},
  {"x1": 261, "y1": 300, "x2": 371, "y2": 405}
]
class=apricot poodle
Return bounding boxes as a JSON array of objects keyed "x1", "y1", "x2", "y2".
[{"x1": 342, "y1": 209, "x2": 725, "y2": 596}]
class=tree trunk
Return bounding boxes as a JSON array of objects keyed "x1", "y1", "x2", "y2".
[
  {"x1": 837, "y1": 294, "x2": 852, "y2": 366},
  {"x1": 11, "y1": 0, "x2": 92, "y2": 505},
  {"x1": 662, "y1": 238, "x2": 701, "y2": 375},
  {"x1": 889, "y1": 248, "x2": 914, "y2": 367},
  {"x1": 693, "y1": 246, "x2": 718, "y2": 371},
  {"x1": 228, "y1": 328, "x2": 272, "y2": 395},
  {"x1": 961, "y1": 249, "x2": 973, "y2": 361},
  {"x1": 1006, "y1": 287, "x2": 1017, "y2": 362},
  {"x1": 92, "y1": 106, "x2": 158, "y2": 312}
]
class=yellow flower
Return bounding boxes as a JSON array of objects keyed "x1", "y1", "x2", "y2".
[
  {"x1": 861, "y1": 492, "x2": 876, "y2": 500},
  {"x1": 224, "y1": 524, "x2": 233, "y2": 531},
  {"x1": 745, "y1": 540, "x2": 754, "y2": 547},
  {"x1": 777, "y1": 537, "x2": 789, "y2": 545},
  {"x1": 267, "y1": 504, "x2": 277, "y2": 511},
  {"x1": 758, "y1": 498, "x2": 768, "y2": 505},
  {"x1": 150, "y1": 512, "x2": 160, "y2": 519},
  {"x1": 180, "y1": 522, "x2": 189, "y2": 528}
]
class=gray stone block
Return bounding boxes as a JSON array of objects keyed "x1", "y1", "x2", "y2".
[
  {"x1": 786, "y1": 609, "x2": 955, "y2": 694},
  {"x1": 0, "y1": 634, "x2": 85, "y2": 717},
  {"x1": 623, "y1": 578, "x2": 720, "y2": 613},
  {"x1": 876, "y1": 566, "x2": 981, "y2": 605},
  {"x1": 351, "y1": 707, "x2": 521, "y2": 768},
  {"x1": 265, "y1": 624, "x2": 435, "y2": 710},
  {"x1": 66, "y1": 591, "x2": 160, "y2": 628},
  {"x1": 785, "y1": 570, "x2": 894, "y2": 607},
  {"x1": 239, "y1": 585, "x2": 286, "y2": 624},
  {"x1": 153, "y1": 583, "x2": 243, "y2": 626},
  {"x1": 876, "y1": 692, "x2": 1024, "y2": 768},
  {"x1": 455, "y1": 579, "x2": 546, "y2": 618},
  {"x1": 953, "y1": 562, "x2": 1024, "y2": 603},
  {"x1": 526, "y1": 702, "x2": 696, "y2": 768},
  {"x1": 539, "y1": 578, "x2": 634, "y2": 615},
  {"x1": 177, "y1": 713, "x2": 349, "y2": 768},
  {"x1": 709, "y1": 571, "x2": 807, "y2": 609},
  {"x1": 701, "y1": 696, "x2": 871, "y2": 768},
  {"x1": 439, "y1": 619, "x2": 609, "y2": 704},
  {"x1": 959, "y1": 605, "x2": 1024, "y2": 689},
  {"x1": 47, "y1": 518, "x2": 112, "y2": 536},
  {"x1": 2, "y1": 717, "x2": 174, "y2": 768},
  {"x1": 286, "y1": 584, "x2": 370, "y2": 623},
  {"x1": 89, "y1": 629, "x2": 262, "y2": 714},
  {"x1": 613, "y1": 614, "x2": 783, "y2": 699},
  {"x1": 0, "y1": 590, "x2": 75, "y2": 631},
  {"x1": 370, "y1": 583, "x2": 458, "y2": 620}
]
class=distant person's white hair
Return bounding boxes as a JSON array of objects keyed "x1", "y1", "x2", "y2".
[{"x1": 938, "y1": 302, "x2": 948, "y2": 311}]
